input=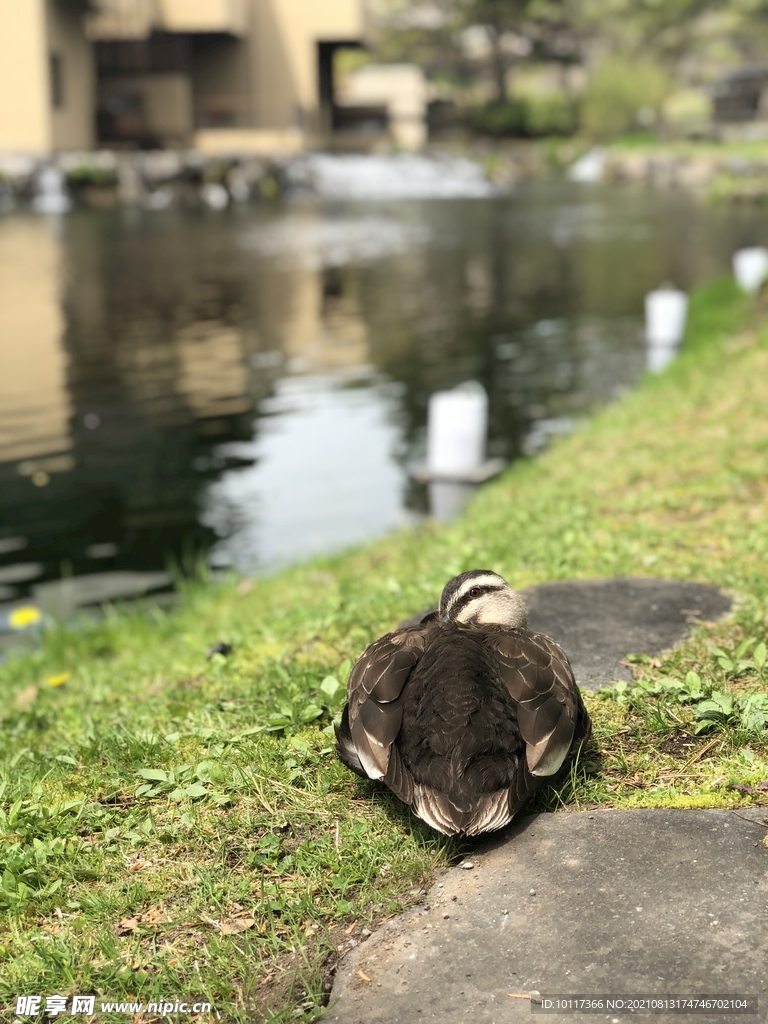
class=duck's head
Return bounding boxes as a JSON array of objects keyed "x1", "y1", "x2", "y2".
[{"x1": 438, "y1": 570, "x2": 528, "y2": 628}]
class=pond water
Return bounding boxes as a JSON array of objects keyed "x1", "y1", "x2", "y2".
[{"x1": 1, "y1": 162, "x2": 767, "y2": 620}]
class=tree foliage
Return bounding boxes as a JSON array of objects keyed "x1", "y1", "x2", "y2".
[
  {"x1": 370, "y1": 0, "x2": 768, "y2": 137},
  {"x1": 374, "y1": 0, "x2": 768, "y2": 71}
]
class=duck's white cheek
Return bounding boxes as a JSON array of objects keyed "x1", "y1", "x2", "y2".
[{"x1": 475, "y1": 598, "x2": 502, "y2": 623}]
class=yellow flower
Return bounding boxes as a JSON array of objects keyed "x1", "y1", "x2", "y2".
[
  {"x1": 8, "y1": 606, "x2": 42, "y2": 630},
  {"x1": 46, "y1": 672, "x2": 70, "y2": 687}
]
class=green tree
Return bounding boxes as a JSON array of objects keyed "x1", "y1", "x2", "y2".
[
  {"x1": 580, "y1": 54, "x2": 671, "y2": 137},
  {"x1": 371, "y1": 0, "x2": 466, "y2": 80},
  {"x1": 574, "y1": 0, "x2": 744, "y2": 67},
  {"x1": 372, "y1": 0, "x2": 577, "y2": 104},
  {"x1": 460, "y1": 0, "x2": 573, "y2": 102}
]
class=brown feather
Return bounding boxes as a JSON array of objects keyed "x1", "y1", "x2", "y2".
[{"x1": 335, "y1": 577, "x2": 591, "y2": 836}]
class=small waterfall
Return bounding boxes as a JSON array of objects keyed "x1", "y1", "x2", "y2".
[
  {"x1": 568, "y1": 147, "x2": 605, "y2": 184},
  {"x1": 32, "y1": 165, "x2": 72, "y2": 214},
  {"x1": 288, "y1": 153, "x2": 496, "y2": 200}
]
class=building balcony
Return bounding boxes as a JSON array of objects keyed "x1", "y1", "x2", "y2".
[
  {"x1": 88, "y1": 0, "x2": 156, "y2": 40},
  {"x1": 89, "y1": 0, "x2": 246, "y2": 40},
  {"x1": 158, "y1": 0, "x2": 247, "y2": 36}
]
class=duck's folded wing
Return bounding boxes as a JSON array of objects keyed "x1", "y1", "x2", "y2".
[
  {"x1": 489, "y1": 630, "x2": 589, "y2": 777},
  {"x1": 335, "y1": 627, "x2": 427, "y2": 788}
]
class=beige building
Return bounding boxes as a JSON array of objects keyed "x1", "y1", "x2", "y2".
[
  {"x1": 0, "y1": 0, "x2": 370, "y2": 154},
  {"x1": 0, "y1": 0, "x2": 95, "y2": 153},
  {"x1": 90, "y1": 0, "x2": 370, "y2": 153},
  {"x1": 337, "y1": 63, "x2": 428, "y2": 151}
]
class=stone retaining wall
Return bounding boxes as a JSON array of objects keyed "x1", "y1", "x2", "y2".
[{"x1": 0, "y1": 149, "x2": 287, "y2": 212}]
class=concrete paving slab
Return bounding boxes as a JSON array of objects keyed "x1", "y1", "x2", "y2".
[
  {"x1": 324, "y1": 809, "x2": 768, "y2": 1024},
  {"x1": 523, "y1": 578, "x2": 732, "y2": 689},
  {"x1": 400, "y1": 579, "x2": 731, "y2": 690}
]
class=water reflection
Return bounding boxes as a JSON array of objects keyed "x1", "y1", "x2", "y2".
[
  {"x1": 1, "y1": 181, "x2": 767, "y2": 608},
  {"x1": 202, "y1": 377, "x2": 409, "y2": 570},
  {"x1": 0, "y1": 218, "x2": 71, "y2": 464},
  {"x1": 0, "y1": 209, "x2": 256, "y2": 613}
]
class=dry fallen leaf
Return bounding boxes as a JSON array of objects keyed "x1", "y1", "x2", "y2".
[
  {"x1": 117, "y1": 917, "x2": 140, "y2": 935},
  {"x1": 218, "y1": 917, "x2": 255, "y2": 934},
  {"x1": 141, "y1": 906, "x2": 167, "y2": 924},
  {"x1": 357, "y1": 970, "x2": 371, "y2": 983}
]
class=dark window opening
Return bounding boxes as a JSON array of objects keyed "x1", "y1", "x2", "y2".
[
  {"x1": 317, "y1": 40, "x2": 365, "y2": 134},
  {"x1": 96, "y1": 34, "x2": 192, "y2": 76},
  {"x1": 50, "y1": 53, "x2": 64, "y2": 108}
]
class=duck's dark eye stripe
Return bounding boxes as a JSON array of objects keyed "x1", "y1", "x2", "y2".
[{"x1": 451, "y1": 584, "x2": 502, "y2": 615}]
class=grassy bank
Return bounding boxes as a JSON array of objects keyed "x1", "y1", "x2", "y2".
[
  {"x1": 601, "y1": 137, "x2": 768, "y2": 200},
  {"x1": 606, "y1": 135, "x2": 768, "y2": 160},
  {"x1": 2, "y1": 278, "x2": 768, "y2": 1021}
]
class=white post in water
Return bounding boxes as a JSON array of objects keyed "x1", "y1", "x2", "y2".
[
  {"x1": 32, "y1": 165, "x2": 71, "y2": 215},
  {"x1": 645, "y1": 286, "x2": 688, "y2": 373},
  {"x1": 427, "y1": 382, "x2": 488, "y2": 478},
  {"x1": 732, "y1": 247, "x2": 768, "y2": 294}
]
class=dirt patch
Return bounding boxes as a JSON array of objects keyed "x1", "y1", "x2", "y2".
[
  {"x1": 254, "y1": 930, "x2": 338, "y2": 1020},
  {"x1": 658, "y1": 733, "x2": 700, "y2": 757}
]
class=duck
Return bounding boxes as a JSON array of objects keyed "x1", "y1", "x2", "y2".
[{"x1": 335, "y1": 570, "x2": 591, "y2": 836}]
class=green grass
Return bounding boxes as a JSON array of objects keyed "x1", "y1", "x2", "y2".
[
  {"x1": 2, "y1": 278, "x2": 768, "y2": 1021},
  {"x1": 602, "y1": 136, "x2": 768, "y2": 203},
  {"x1": 606, "y1": 135, "x2": 768, "y2": 160}
]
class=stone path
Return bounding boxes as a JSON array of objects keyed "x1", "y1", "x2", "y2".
[
  {"x1": 325, "y1": 809, "x2": 768, "y2": 1023},
  {"x1": 324, "y1": 578, "x2": 767, "y2": 1023},
  {"x1": 523, "y1": 577, "x2": 732, "y2": 689}
]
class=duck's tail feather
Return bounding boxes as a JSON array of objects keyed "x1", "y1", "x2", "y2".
[{"x1": 411, "y1": 785, "x2": 513, "y2": 837}]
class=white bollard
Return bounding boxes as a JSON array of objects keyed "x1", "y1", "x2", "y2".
[
  {"x1": 32, "y1": 165, "x2": 71, "y2": 215},
  {"x1": 427, "y1": 382, "x2": 488, "y2": 478},
  {"x1": 732, "y1": 247, "x2": 768, "y2": 294},
  {"x1": 645, "y1": 286, "x2": 688, "y2": 373}
]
